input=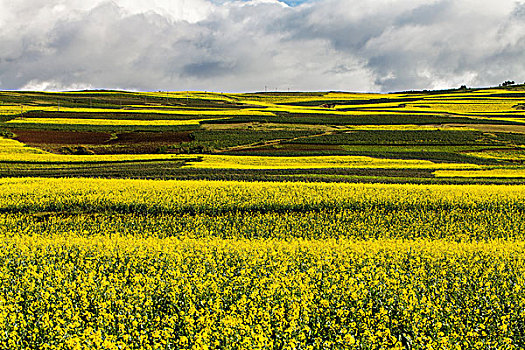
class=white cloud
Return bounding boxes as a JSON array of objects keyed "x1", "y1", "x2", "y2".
[
  {"x1": 21, "y1": 80, "x2": 94, "y2": 91},
  {"x1": 0, "y1": 0, "x2": 525, "y2": 92},
  {"x1": 114, "y1": 0, "x2": 215, "y2": 22}
]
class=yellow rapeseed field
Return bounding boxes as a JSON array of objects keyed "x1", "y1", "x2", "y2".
[
  {"x1": 434, "y1": 168, "x2": 525, "y2": 178},
  {"x1": 3, "y1": 88, "x2": 525, "y2": 349},
  {"x1": 0, "y1": 136, "x2": 483, "y2": 170},
  {"x1": 2, "y1": 177, "x2": 523, "y2": 214},
  {"x1": 1, "y1": 235, "x2": 523, "y2": 349},
  {"x1": 184, "y1": 155, "x2": 477, "y2": 170},
  {"x1": 1, "y1": 105, "x2": 273, "y2": 116},
  {"x1": 0, "y1": 137, "x2": 46, "y2": 155},
  {"x1": 1, "y1": 179, "x2": 525, "y2": 349},
  {"x1": 6, "y1": 117, "x2": 230, "y2": 126}
]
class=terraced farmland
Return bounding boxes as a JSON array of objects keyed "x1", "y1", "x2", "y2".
[
  {"x1": 1, "y1": 86, "x2": 525, "y2": 349},
  {"x1": 2, "y1": 87, "x2": 525, "y2": 182}
]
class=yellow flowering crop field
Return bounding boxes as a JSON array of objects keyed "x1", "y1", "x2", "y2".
[
  {"x1": 2, "y1": 87, "x2": 525, "y2": 349},
  {"x1": 1, "y1": 235, "x2": 524, "y2": 350},
  {"x1": 6, "y1": 117, "x2": 231, "y2": 126},
  {"x1": 184, "y1": 155, "x2": 477, "y2": 170},
  {"x1": 1, "y1": 178, "x2": 525, "y2": 349},
  {"x1": 434, "y1": 168, "x2": 525, "y2": 178},
  {"x1": 0, "y1": 137, "x2": 45, "y2": 155}
]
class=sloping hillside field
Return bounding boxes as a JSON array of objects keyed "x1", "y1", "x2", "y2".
[
  {"x1": 2, "y1": 88, "x2": 525, "y2": 183},
  {"x1": 1, "y1": 87, "x2": 525, "y2": 349}
]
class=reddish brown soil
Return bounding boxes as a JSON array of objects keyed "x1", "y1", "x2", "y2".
[
  {"x1": 14, "y1": 130, "x2": 112, "y2": 145},
  {"x1": 12, "y1": 130, "x2": 193, "y2": 155},
  {"x1": 13, "y1": 130, "x2": 192, "y2": 145}
]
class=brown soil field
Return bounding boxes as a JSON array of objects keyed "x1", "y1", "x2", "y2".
[
  {"x1": 14, "y1": 130, "x2": 112, "y2": 144},
  {"x1": 12, "y1": 130, "x2": 193, "y2": 155},
  {"x1": 14, "y1": 130, "x2": 193, "y2": 145}
]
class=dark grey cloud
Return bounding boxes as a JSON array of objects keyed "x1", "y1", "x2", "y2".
[
  {"x1": 182, "y1": 61, "x2": 236, "y2": 78},
  {"x1": 0, "y1": 0, "x2": 524, "y2": 92}
]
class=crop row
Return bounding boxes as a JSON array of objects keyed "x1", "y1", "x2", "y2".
[
  {"x1": 2, "y1": 179, "x2": 525, "y2": 215},
  {"x1": 1, "y1": 203, "x2": 525, "y2": 240},
  {"x1": 286, "y1": 130, "x2": 525, "y2": 146}
]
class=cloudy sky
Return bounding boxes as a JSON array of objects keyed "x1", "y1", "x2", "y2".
[{"x1": 1, "y1": 0, "x2": 524, "y2": 92}]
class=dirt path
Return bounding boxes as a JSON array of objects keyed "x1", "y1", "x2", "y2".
[{"x1": 214, "y1": 130, "x2": 339, "y2": 153}]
